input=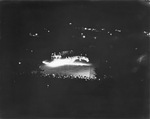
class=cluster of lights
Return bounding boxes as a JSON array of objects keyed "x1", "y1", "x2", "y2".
[
  {"x1": 79, "y1": 26, "x2": 121, "y2": 34},
  {"x1": 81, "y1": 27, "x2": 98, "y2": 32},
  {"x1": 41, "y1": 72, "x2": 96, "y2": 81},
  {"x1": 106, "y1": 30, "x2": 113, "y2": 36},
  {"x1": 43, "y1": 55, "x2": 91, "y2": 67},
  {"x1": 51, "y1": 51, "x2": 89, "y2": 62},
  {"x1": 29, "y1": 27, "x2": 51, "y2": 38},
  {"x1": 74, "y1": 25, "x2": 123, "y2": 39},
  {"x1": 44, "y1": 28, "x2": 50, "y2": 32},
  {"x1": 51, "y1": 53, "x2": 62, "y2": 59},
  {"x1": 115, "y1": 29, "x2": 121, "y2": 32},
  {"x1": 29, "y1": 32, "x2": 39, "y2": 37},
  {"x1": 80, "y1": 32, "x2": 86, "y2": 38},
  {"x1": 39, "y1": 50, "x2": 97, "y2": 81},
  {"x1": 103, "y1": 74, "x2": 107, "y2": 79},
  {"x1": 81, "y1": 27, "x2": 99, "y2": 32},
  {"x1": 143, "y1": 31, "x2": 150, "y2": 37},
  {"x1": 51, "y1": 50, "x2": 73, "y2": 58},
  {"x1": 69, "y1": 23, "x2": 124, "y2": 41}
]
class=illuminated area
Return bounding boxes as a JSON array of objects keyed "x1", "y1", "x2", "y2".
[
  {"x1": 39, "y1": 50, "x2": 96, "y2": 80},
  {"x1": 42, "y1": 56, "x2": 91, "y2": 67}
]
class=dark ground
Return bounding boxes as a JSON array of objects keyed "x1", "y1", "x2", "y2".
[{"x1": 0, "y1": 1, "x2": 149, "y2": 119}]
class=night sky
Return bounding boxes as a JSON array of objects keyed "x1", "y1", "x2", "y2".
[{"x1": 0, "y1": 1, "x2": 149, "y2": 118}]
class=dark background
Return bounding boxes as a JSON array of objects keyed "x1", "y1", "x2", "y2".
[{"x1": 0, "y1": 1, "x2": 149, "y2": 118}]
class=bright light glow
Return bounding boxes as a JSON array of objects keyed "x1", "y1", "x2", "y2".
[
  {"x1": 29, "y1": 32, "x2": 39, "y2": 37},
  {"x1": 137, "y1": 54, "x2": 146, "y2": 63},
  {"x1": 42, "y1": 56, "x2": 91, "y2": 68},
  {"x1": 147, "y1": 32, "x2": 150, "y2": 36},
  {"x1": 39, "y1": 50, "x2": 97, "y2": 80},
  {"x1": 69, "y1": 23, "x2": 72, "y2": 25},
  {"x1": 83, "y1": 36, "x2": 86, "y2": 38},
  {"x1": 143, "y1": 31, "x2": 150, "y2": 37}
]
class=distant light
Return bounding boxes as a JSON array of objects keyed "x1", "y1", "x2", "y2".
[
  {"x1": 81, "y1": 33, "x2": 83, "y2": 35},
  {"x1": 83, "y1": 35, "x2": 86, "y2": 38},
  {"x1": 29, "y1": 32, "x2": 38, "y2": 37},
  {"x1": 135, "y1": 48, "x2": 138, "y2": 50},
  {"x1": 143, "y1": 31, "x2": 150, "y2": 36},
  {"x1": 52, "y1": 74, "x2": 55, "y2": 77},
  {"x1": 47, "y1": 84, "x2": 50, "y2": 87},
  {"x1": 147, "y1": 32, "x2": 150, "y2": 36},
  {"x1": 94, "y1": 37, "x2": 97, "y2": 39},
  {"x1": 115, "y1": 29, "x2": 121, "y2": 32},
  {"x1": 31, "y1": 50, "x2": 33, "y2": 52},
  {"x1": 48, "y1": 30, "x2": 50, "y2": 32},
  {"x1": 118, "y1": 30, "x2": 121, "y2": 32},
  {"x1": 69, "y1": 22, "x2": 72, "y2": 25},
  {"x1": 88, "y1": 28, "x2": 91, "y2": 31},
  {"x1": 84, "y1": 27, "x2": 87, "y2": 30},
  {"x1": 19, "y1": 62, "x2": 21, "y2": 65},
  {"x1": 101, "y1": 28, "x2": 105, "y2": 31},
  {"x1": 110, "y1": 33, "x2": 112, "y2": 35},
  {"x1": 103, "y1": 74, "x2": 107, "y2": 79}
]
